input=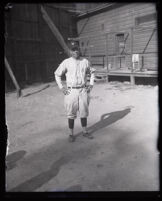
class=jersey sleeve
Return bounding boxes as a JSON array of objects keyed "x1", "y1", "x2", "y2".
[
  {"x1": 86, "y1": 60, "x2": 96, "y2": 86},
  {"x1": 54, "y1": 60, "x2": 67, "y2": 89}
]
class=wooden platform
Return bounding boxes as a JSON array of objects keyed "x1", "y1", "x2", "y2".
[{"x1": 94, "y1": 68, "x2": 158, "y2": 84}]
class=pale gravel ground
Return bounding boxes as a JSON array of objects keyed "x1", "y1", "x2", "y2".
[{"x1": 5, "y1": 80, "x2": 159, "y2": 192}]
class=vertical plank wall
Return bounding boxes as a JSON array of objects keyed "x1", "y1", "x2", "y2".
[
  {"x1": 77, "y1": 3, "x2": 157, "y2": 70},
  {"x1": 5, "y1": 3, "x2": 77, "y2": 90}
]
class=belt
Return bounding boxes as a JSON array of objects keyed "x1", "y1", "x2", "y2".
[{"x1": 68, "y1": 86, "x2": 86, "y2": 89}]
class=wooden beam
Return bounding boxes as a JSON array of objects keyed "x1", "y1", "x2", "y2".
[
  {"x1": 105, "y1": 33, "x2": 109, "y2": 82},
  {"x1": 68, "y1": 26, "x2": 157, "y2": 41},
  {"x1": 78, "y1": 17, "x2": 90, "y2": 36},
  {"x1": 40, "y1": 6, "x2": 70, "y2": 57},
  {"x1": 68, "y1": 31, "x2": 129, "y2": 41},
  {"x1": 5, "y1": 57, "x2": 22, "y2": 98},
  {"x1": 130, "y1": 75, "x2": 135, "y2": 85},
  {"x1": 107, "y1": 71, "x2": 157, "y2": 77},
  {"x1": 121, "y1": 33, "x2": 129, "y2": 55},
  {"x1": 130, "y1": 27, "x2": 134, "y2": 73},
  {"x1": 88, "y1": 38, "x2": 91, "y2": 61},
  {"x1": 142, "y1": 28, "x2": 156, "y2": 54}
]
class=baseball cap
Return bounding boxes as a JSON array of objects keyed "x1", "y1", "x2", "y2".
[
  {"x1": 70, "y1": 46, "x2": 80, "y2": 51},
  {"x1": 68, "y1": 41, "x2": 80, "y2": 51}
]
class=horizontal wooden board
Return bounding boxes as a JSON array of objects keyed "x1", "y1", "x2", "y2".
[{"x1": 78, "y1": 3, "x2": 157, "y2": 38}]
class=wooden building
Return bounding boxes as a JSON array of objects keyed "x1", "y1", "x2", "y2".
[
  {"x1": 75, "y1": 3, "x2": 158, "y2": 84},
  {"x1": 5, "y1": 3, "x2": 158, "y2": 91},
  {"x1": 5, "y1": 3, "x2": 77, "y2": 91}
]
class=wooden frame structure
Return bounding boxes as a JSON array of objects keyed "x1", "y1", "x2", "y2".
[
  {"x1": 5, "y1": 57, "x2": 22, "y2": 97},
  {"x1": 69, "y1": 26, "x2": 158, "y2": 85}
]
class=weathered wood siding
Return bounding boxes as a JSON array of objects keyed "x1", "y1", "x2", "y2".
[
  {"x1": 77, "y1": 3, "x2": 158, "y2": 71},
  {"x1": 5, "y1": 3, "x2": 77, "y2": 90}
]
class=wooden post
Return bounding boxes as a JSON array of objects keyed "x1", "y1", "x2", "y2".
[
  {"x1": 88, "y1": 37, "x2": 91, "y2": 62},
  {"x1": 40, "y1": 6, "x2": 70, "y2": 57},
  {"x1": 130, "y1": 75, "x2": 135, "y2": 85},
  {"x1": 130, "y1": 27, "x2": 134, "y2": 73},
  {"x1": 142, "y1": 28, "x2": 156, "y2": 54},
  {"x1": 5, "y1": 57, "x2": 22, "y2": 97},
  {"x1": 105, "y1": 33, "x2": 109, "y2": 82},
  {"x1": 130, "y1": 27, "x2": 135, "y2": 85},
  {"x1": 103, "y1": 55, "x2": 104, "y2": 68},
  {"x1": 141, "y1": 55, "x2": 144, "y2": 71}
]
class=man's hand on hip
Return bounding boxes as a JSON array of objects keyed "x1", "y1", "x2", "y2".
[
  {"x1": 61, "y1": 87, "x2": 70, "y2": 95},
  {"x1": 86, "y1": 85, "x2": 93, "y2": 93}
]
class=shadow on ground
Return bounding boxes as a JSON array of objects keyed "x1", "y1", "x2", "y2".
[
  {"x1": 9, "y1": 144, "x2": 99, "y2": 192},
  {"x1": 75, "y1": 106, "x2": 132, "y2": 138},
  {"x1": 8, "y1": 107, "x2": 132, "y2": 192},
  {"x1": 6, "y1": 150, "x2": 26, "y2": 170},
  {"x1": 22, "y1": 84, "x2": 50, "y2": 97}
]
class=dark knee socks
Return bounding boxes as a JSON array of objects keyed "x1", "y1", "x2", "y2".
[
  {"x1": 81, "y1": 118, "x2": 87, "y2": 127},
  {"x1": 68, "y1": 118, "x2": 74, "y2": 129},
  {"x1": 68, "y1": 118, "x2": 87, "y2": 129}
]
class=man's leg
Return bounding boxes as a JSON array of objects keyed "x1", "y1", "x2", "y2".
[
  {"x1": 81, "y1": 117, "x2": 93, "y2": 139},
  {"x1": 68, "y1": 118, "x2": 75, "y2": 142},
  {"x1": 80, "y1": 117, "x2": 88, "y2": 133},
  {"x1": 68, "y1": 118, "x2": 74, "y2": 135},
  {"x1": 64, "y1": 89, "x2": 78, "y2": 142},
  {"x1": 79, "y1": 89, "x2": 93, "y2": 139}
]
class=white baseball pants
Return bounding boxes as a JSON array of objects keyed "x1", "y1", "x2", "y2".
[{"x1": 64, "y1": 88, "x2": 90, "y2": 119}]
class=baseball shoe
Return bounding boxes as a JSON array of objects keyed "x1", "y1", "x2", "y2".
[
  {"x1": 69, "y1": 135, "x2": 75, "y2": 142},
  {"x1": 82, "y1": 131, "x2": 94, "y2": 139}
]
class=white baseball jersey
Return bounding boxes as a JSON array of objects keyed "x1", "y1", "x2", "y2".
[
  {"x1": 54, "y1": 57, "x2": 95, "y2": 119},
  {"x1": 54, "y1": 57, "x2": 95, "y2": 89}
]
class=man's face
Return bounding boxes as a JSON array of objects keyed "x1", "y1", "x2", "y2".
[{"x1": 70, "y1": 49, "x2": 80, "y2": 59}]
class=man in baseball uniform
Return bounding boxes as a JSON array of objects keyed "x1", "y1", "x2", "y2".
[{"x1": 54, "y1": 42, "x2": 95, "y2": 142}]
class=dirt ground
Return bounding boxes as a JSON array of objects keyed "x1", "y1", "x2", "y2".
[{"x1": 5, "y1": 80, "x2": 159, "y2": 192}]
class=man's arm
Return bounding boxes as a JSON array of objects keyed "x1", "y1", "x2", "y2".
[
  {"x1": 89, "y1": 70, "x2": 95, "y2": 86},
  {"x1": 54, "y1": 61, "x2": 70, "y2": 95},
  {"x1": 54, "y1": 60, "x2": 66, "y2": 89},
  {"x1": 55, "y1": 74, "x2": 63, "y2": 90},
  {"x1": 86, "y1": 60, "x2": 96, "y2": 92}
]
